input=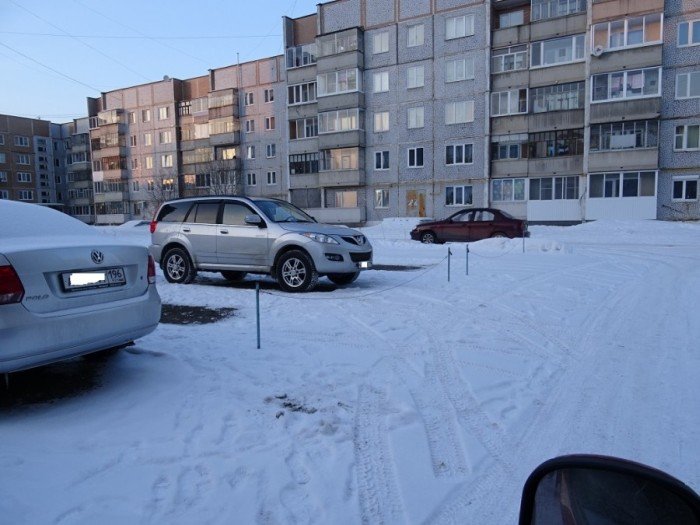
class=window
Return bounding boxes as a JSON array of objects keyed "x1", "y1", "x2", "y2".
[
  {"x1": 142, "y1": 109, "x2": 151, "y2": 122},
  {"x1": 289, "y1": 117, "x2": 318, "y2": 139},
  {"x1": 132, "y1": 180, "x2": 140, "y2": 191},
  {"x1": 529, "y1": 129, "x2": 584, "y2": 158},
  {"x1": 216, "y1": 146, "x2": 237, "y2": 160},
  {"x1": 286, "y1": 43, "x2": 317, "y2": 68},
  {"x1": 589, "y1": 172, "x2": 656, "y2": 198},
  {"x1": 265, "y1": 116, "x2": 275, "y2": 130},
  {"x1": 531, "y1": 82, "x2": 585, "y2": 112},
  {"x1": 373, "y1": 32, "x2": 389, "y2": 54},
  {"x1": 195, "y1": 173, "x2": 211, "y2": 188},
  {"x1": 492, "y1": 179, "x2": 526, "y2": 201},
  {"x1": 375, "y1": 189, "x2": 389, "y2": 208},
  {"x1": 146, "y1": 180, "x2": 155, "y2": 191},
  {"x1": 18, "y1": 190, "x2": 34, "y2": 201},
  {"x1": 0, "y1": 135, "x2": 5, "y2": 146},
  {"x1": 499, "y1": 10, "x2": 524, "y2": 29},
  {"x1": 592, "y1": 13, "x2": 662, "y2": 51},
  {"x1": 407, "y1": 66, "x2": 424, "y2": 89},
  {"x1": 408, "y1": 24, "x2": 424, "y2": 47},
  {"x1": 161, "y1": 154, "x2": 173, "y2": 168},
  {"x1": 374, "y1": 111, "x2": 390, "y2": 132},
  {"x1": 0, "y1": 171, "x2": 6, "y2": 182},
  {"x1": 673, "y1": 178, "x2": 698, "y2": 201},
  {"x1": 158, "y1": 106, "x2": 169, "y2": 120},
  {"x1": 445, "y1": 100, "x2": 474, "y2": 124},
  {"x1": 128, "y1": 111, "x2": 136, "y2": 123},
  {"x1": 531, "y1": 35, "x2": 585, "y2": 68},
  {"x1": 266, "y1": 144, "x2": 276, "y2": 158},
  {"x1": 129, "y1": 135, "x2": 137, "y2": 146},
  {"x1": 131, "y1": 157, "x2": 139, "y2": 169},
  {"x1": 446, "y1": 14, "x2": 475, "y2": 40},
  {"x1": 0, "y1": 153, "x2": 5, "y2": 164},
  {"x1": 247, "y1": 145, "x2": 256, "y2": 159},
  {"x1": 264, "y1": 89, "x2": 274, "y2": 103},
  {"x1": 491, "y1": 45, "x2": 528, "y2": 74},
  {"x1": 0, "y1": 190, "x2": 8, "y2": 199},
  {"x1": 491, "y1": 89, "x2": 528, "y2": 116},
  {"x1": 247, "y1": 173, "x2": 257, "y2": 186},
  {"x1": 677, "y1": 20, "x2": 700, "y2": 47},
  {"x1": 591, "y1": 68, "x2": 661, "y2": 102},
  {"x1": 374, "y1": 71, "x2": 389, "y2": 93},
  {"x1": 445, "y1": 185, "x2": 473, "y2": 206},
  {"x1": 408, "y1": 107, "x2": 424, "y2": 129},
  {"x1": 14, "y1": 136, "x2": 29, "y2": 147},
  {"x1": 329, "y1": 189, "x2": 358, "y2": 208},
  {"x1": 17, "y1": 172, "x2": 31, "y2": 183},
  {"x1": 245, "y1": 119, "x2": 255, "y2": 133},
  {"x1": 590, "y1": 120, "x2": 658, "y2": 151},
  {"x1": 445, "y1": 144, "x2": 473, "y2": 165},
  {"x1": 676, "y1": 72, "x2": 700, "y2": 99},
  {"x1": 317, "y1": 68, "x2": 361, "y2": 96},
  {"x1": 530, "y1": 176, "x2": 579, "y2": 200},
  {"x1": 445, "y1": 56, "x2": 475, "y2": 82},
  {"x1": 267, "y1": 171, "x2": 277, "y2": 185},
  {"x1": 408, "y1": 147, "x2": 424, "y2": 167},
  {"x1": 289, "y1": 153, "x2": 319, "y2": 175},
  {"x1": 318, "y1": 109, "x2": 362, "y2": 134},
  {"x1": 321, "y1": 148, "x2": 359, "y2": 171},
  {"x1": 531, "y1": 0, "x2": 585, "y2": 22},
  {"x1": 318, "y1": 30, "x2": 359, "y2": 56},
  {"x1": 245, "y1": 92, "x2": 254, "y2": 106},
  {"x1": 159, "y1": 131, "x2": 172, "y2": 144},
  {"x1": 375, "y1": 151, "x2": 389, "y2": 170},
  {"x1": 16, "y1": 154, "x2": 30, "y2": 165},
  {"x1": 288, "y1": 82, "x2": 317, "y2": 105},
  {"x1": 675, "y1": 125, "x2": 700, "y2": 150},
  {"x1": 145, "y1": 156, "x2": 153, "y2": 169}
]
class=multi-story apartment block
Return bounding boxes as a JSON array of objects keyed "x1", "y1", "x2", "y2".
[
  {"x1": 659, "y1": 0, "x2": 700, "y2": 220},
  {"x1": 63, "y1": 117, "x2": 93, "y2": 222}
]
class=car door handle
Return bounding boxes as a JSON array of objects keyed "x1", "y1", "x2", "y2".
[
  {"x1": 220, "y1": 229, "x2": 229, "y2": 234},
  {"x1": 182, "y1": 227, "x2": 191, "y2": 232}
]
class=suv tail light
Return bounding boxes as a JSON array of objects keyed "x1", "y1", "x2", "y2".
[
  {"x1": 147, "y1": 255, "x2": 156, "y2": 284},
  {"x1": 0, "y1": 265, "x2": 25, "y2": 305},
  {"x1": 149, "y1": 220, "x2": 158, "y2": 234}
]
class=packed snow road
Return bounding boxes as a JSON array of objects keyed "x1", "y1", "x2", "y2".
[{"x1": 1, "y1": 220, "x2": 699, "y2": 524}]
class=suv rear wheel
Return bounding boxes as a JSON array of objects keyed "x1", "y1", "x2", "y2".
[
  {"x1": 276, "y1": 250, "x2": 318, "y2": 293},
  {"x1": 163, "y1": 247, "x2": 197, "y2": 284}
]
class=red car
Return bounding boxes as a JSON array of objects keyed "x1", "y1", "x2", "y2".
[{"x1": 410, "y1": 208, "x2": 529, "y2": 244}]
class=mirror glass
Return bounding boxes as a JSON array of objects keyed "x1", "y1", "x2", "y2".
[{"x1": 532, "y1": 467, "x2": 697, "y2": 525}]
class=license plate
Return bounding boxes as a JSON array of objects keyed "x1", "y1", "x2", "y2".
[
  {"x1": 358, "y1": 261, "x2": 371, "y2": 269},
  {"x1": 62, "y1": 268, "x2": 126, "y2": 291}
]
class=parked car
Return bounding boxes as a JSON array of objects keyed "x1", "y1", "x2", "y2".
[
  {"x1": 150, "y1": 196, "x2": 373, "y2": 293},
  {"x1": 0, "y1": 200, "x2": 161, "y2": 373},
  {"x1": 410, "y1": 208, "x2": 529, "y2": 244}
]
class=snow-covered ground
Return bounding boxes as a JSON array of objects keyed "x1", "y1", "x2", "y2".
[{"x1": 2, "y1": 219, "x2": 699, "y2": 524}]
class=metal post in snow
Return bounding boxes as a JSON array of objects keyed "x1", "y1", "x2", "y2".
[
  {"x1": 466, "y1": 243, "x2": 469, "y2": 276},
  {"x1": 256, "y1": 282, "x2": 261, "y2": 349},
  {"x1": 447, "y1": 247, "x2": 452, "y2": 282},
  {"x1": 523, "y1": 233, "x2": 525, "y2": 254}
]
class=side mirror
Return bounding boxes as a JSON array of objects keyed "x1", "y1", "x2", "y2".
[
  {"x1": 244, "y1": 214, "x2": 265, "y2": 228},
  {"x1": 519, "y1": 455, "x2": 700, "y2": 525}
]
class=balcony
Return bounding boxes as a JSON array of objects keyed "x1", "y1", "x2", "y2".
[
  {"x1": 589, "y1": 45, "x2": 662, "y2": 75},
  {"x1": 528, "y1": 155, "x2": 583, "y2": 175},
  {"x1": 102, "y1": 169, "x2": 129, "y2": 180},
  {"x1": 491, "y1": 159, "x2": 529, "y2": 177},
  {"x1": 289, "y1": 173, "x2": 320, "y2": 189},
  {"x1": 318, "y1": 130, "x2": 365, "y2": 150},
  {"x1": 317, "y1": 92, "x2": 364, "y2": 112},
  {"x1": 588, "y1": 149, "x2": 658, "y2": 172},
  {"x1": 319, "y1": 168, "x2": 365, "y2": 187},
  {"x1": 306, "y1": 206, "x2": 365, "y2": 224},
  {"x1": 590, "y1": 98, "x2": 661, "y2": 124},
  {"x1": 209, "y1": 131, "x2": 241, "y2": 146},
  {"x1": 493, "y1": 25, "x2": 531, "y2": 48},
  {"x1": 527, "y1": 109, "x2": 585, "y2": 134}
]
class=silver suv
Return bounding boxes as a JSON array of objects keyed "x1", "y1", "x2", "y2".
[{"x1": 150, "y1": 196, "x2": 373, "y2": 292}]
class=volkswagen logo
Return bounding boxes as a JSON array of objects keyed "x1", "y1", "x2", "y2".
[{"x1": 91, "y1": 250, "x2": 105, "y2": 264}]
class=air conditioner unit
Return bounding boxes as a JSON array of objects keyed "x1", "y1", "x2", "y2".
[{"x1": 592, "y1": 45, "x2": 605, "y2": 57}]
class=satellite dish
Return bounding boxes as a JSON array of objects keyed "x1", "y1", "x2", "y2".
[
  {"x1": 163, "y1": 75, "x2": 170, "y2": 81},
  {"x1": 592, "y1": 45, "x2": 605, "y2": 57}
]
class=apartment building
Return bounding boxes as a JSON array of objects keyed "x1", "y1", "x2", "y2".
[
  {"x1": 64, "y1": 117, "x2": 93, "y2": 222},
  {"x1": 658, "y1": 0, "x2": 700, "y2": 220},
  {"x1": 283, "y1": 0, "x2": 490, "y2": 224}
]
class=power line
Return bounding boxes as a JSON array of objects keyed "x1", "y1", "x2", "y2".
[
  {"x1": 0, "y1": 31, "x2": 282, "y2": 40},
  {"x1": 8, "y1": 0, "x2": 151, "y2": 82}
]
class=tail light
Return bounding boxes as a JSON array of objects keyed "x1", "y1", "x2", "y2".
[
  {"x1": 0, "y1": 265, "x2": 25, "y2": 305},
  {"x1": 149, "y1": 220, "x2": 158, "y2": 234},
  {"x1": 147, "y1": 255, "x2": 157, "y2": 285}
]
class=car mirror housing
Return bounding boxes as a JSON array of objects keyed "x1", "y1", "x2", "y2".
[
  {"x1": 245, "y1": 214, "x2": 265, "y2": 228},
  {"x1": 519, "y1": 455, "x2": 700, "y2": 525}
]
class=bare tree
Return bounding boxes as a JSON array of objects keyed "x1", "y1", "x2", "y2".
[
  {"x1": 191, "y1": 159, "x2": 242, "y2": 196},
  {"x1": 144, "y1": 169, "x2": 179, "y2": 217}
]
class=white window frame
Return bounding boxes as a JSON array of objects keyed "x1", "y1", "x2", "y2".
[
  {"x1": 677, "y1": 19, "x2": 700, "y2": 47},
  {"x1": 143, "y1": 133, "x2": 152, "y2": 146},
  {"x1": 530, "y1": 35, "x2": 585, "y2": 69},
  {"x1": 264, "y1": 89, "x2": 274, "y2": 103},
  {"x1": 247, "y1": 173, "x2": 257, "y2": 186},
  {"x1": 160, "y1": 154, "x2": 173, "y2": 168},
  {"x1": 672, "y1": 177, "x2": 698, "y2": 201},
  {"x1": 266, "y1": 171, "x2": 277, "y2": 185},
  {"x1": 676, "y1": 72, "x2": 700, "y2": 99},
  {"x1": 17, "y1": 172, "x2": 32, "y2": 183},
  {"x1": 142, "y1": 109, "x2": 151, "y2": 122},
  {"x1": 159, "y1": 131, "x2": 172, "y2": 144},
  {"x1": 317, "y1": 68, "x2": 361, "y2": 97},
  {"x1": 445, "y1": 143, "x2": 473, "y2": 165},
  {"x1": 491, "y1": 45, "x2": 528, "y2": 74},
  {"x1": 591, "y1": 67, "x2": 662, "y2": 103},
  {"x1": 407, "y1": 65, "x2": 425, "y2": 89},
  {"x1": 0, "y1": 134, "x2": 5, "y2": 146},
  {"x1": 499, "y1": 10, "x2": 524, "y2": 29},
  {"x1": 245, "y1": 119, "x2": 255, "y2": 133},
  {"x1": 18, "y1": 190, "x2": 34, "y2": 201},
  {"x1": 674, "y1": 125, "x2": 700, "y2": 151},
  {"x1": 145, "y1": 156, "x2": 153, "y2": 169},
  {"x1": 0, "y1": 171, "x2": 6, "y2": 182},
  {"x1": 492, "y1": 178, "x2": 526, "y2": 202},
  {"x1": 407, "y1": 106, "x2": 425, "y2": 129},
  {"x1": 491, "y1": 88, "x2": 528, "y2": 116},
  {"x1": 16, "y1": 154, "x2": 30, "y2": 165},
  {"x1": 591, "y1": 13, "x2": 663, "y2": 52},
  {"x1": 373, "y1": 71, "x2": 389, "y2": 93},
  {"x1": 588, "y1": 171, "x2": 657, "y2": 198},
  {"x1": 375, "y1": 151, "x2": 389, "y2": 170},
  {"x1": 445, "y1": 185, "x2": 473, "y2": 206},
  {"x1": 288, "y1": 82, "x2": 317, "y2": 105},
  {"x1": 445, "y1": 14, "x2": 475, "y2": 40},
  {"x1": 247, "y1": 145, "x2": 256, "y2": 159},
  {"x1": 445, "y1": 100, "x2": 474, "y2": 124},
  {"x1": 0, "y1": 153, "x2": 5, "y2": 164},
  {"x1": 445, "y1": 56, "x2": 475, "y2": 83},
  {"x1": 266, "y1": 144, "x2": 276, "y2": 158},
  {"x1": 245, "y1": 92, "x2": 254, "y2": 106},
  {"x1": 158, "y1": 106, "x2": 169, "y2": 120},
  {"x1": 0, "y1": 190, "x2": 8, "y2": 199},
  {"x1": 374, "y1": 189, "x2": 389, "y2": 208},
  {"x1": 374, "y1": 111, "x2": 390, "y2": 132},
  {"x1": 318, "y1": 109, "x2": 362, "y2": 134},
  {"x1": 373, "y1": 32, "x2": 389, "y2": 54},
  {"x1": 407, "y1": 24, "x2": 424, "y2": 47},
  {"x1": 14, "y1": 135, "x2": 29, "y2": 147},
  {"x1": 265, "y1": 116, "x2": 275, "y2": 130},
  {"x1": 407, "y1": 147, "x2": 424, "y2": 168}
]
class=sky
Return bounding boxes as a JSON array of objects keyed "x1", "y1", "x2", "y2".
[{"x1": 0, "y1": 0, "x2": 324, "y2": 122}]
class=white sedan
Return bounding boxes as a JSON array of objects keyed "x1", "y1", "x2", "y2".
[{"x1": 0, "y1": 201, "x2": 161, "y2": 373}]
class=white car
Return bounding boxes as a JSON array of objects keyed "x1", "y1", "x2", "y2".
[{"x1": 0, "y1": 201, "x2": 161, "y2": 373}]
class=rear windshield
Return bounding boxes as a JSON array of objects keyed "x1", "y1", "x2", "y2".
[{"x1": 157, "y1": 202, "x2": 192, "y2": 223}]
